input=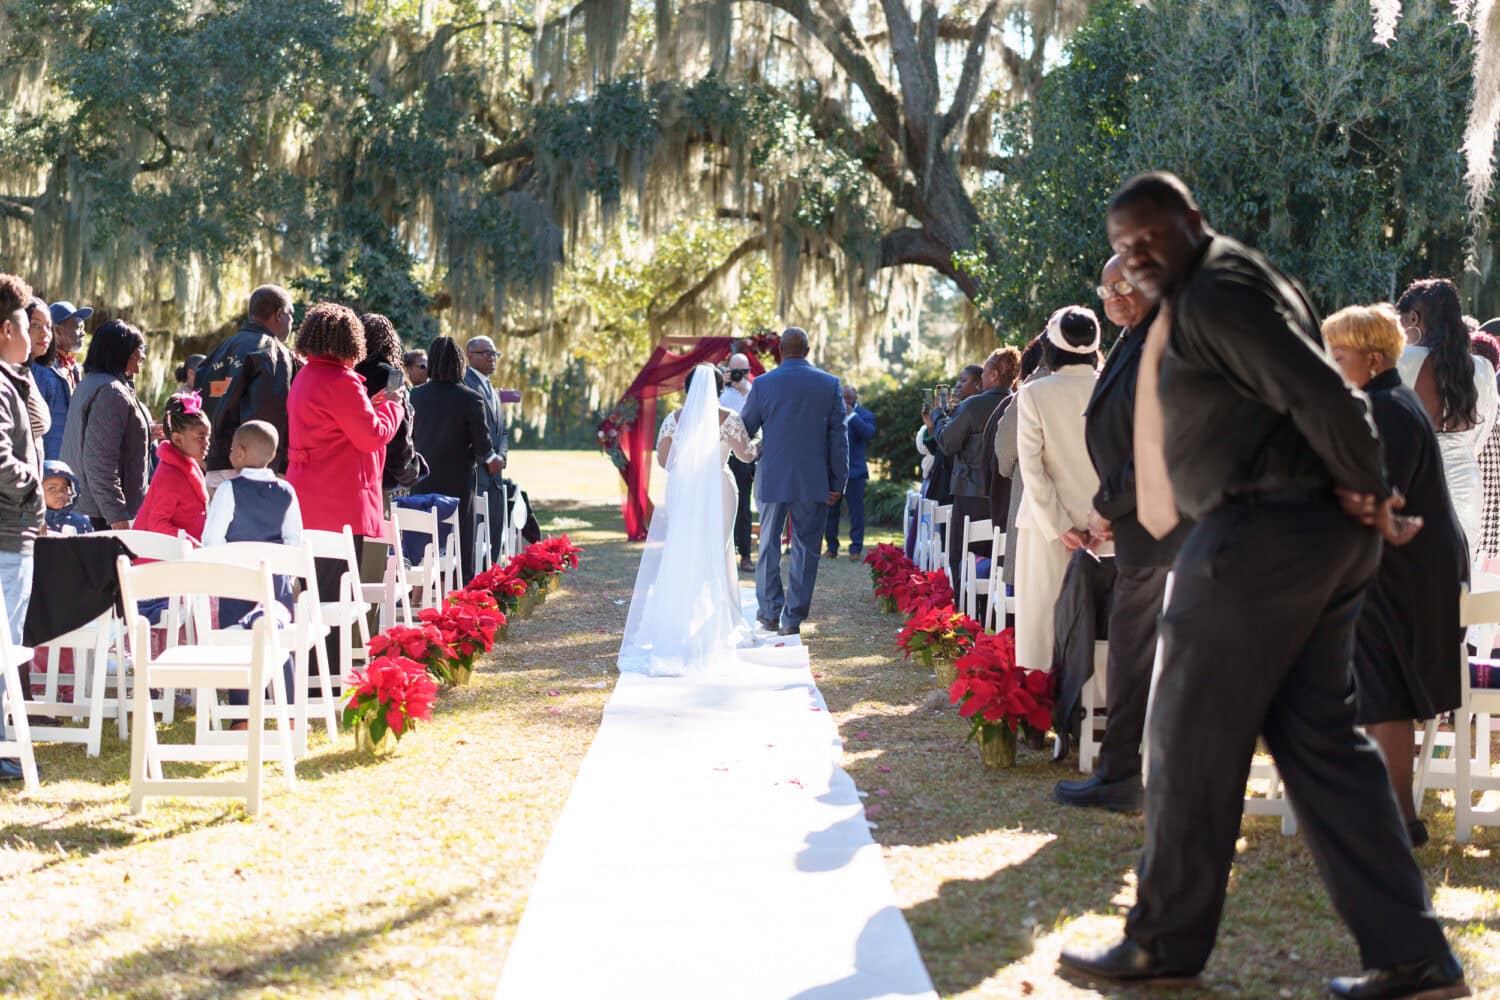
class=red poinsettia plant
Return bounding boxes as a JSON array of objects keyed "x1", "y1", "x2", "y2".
[
  {"x1": 467, "y1": 561, "x2": 529, "y2": 614},
  {"x1": 367, "y1": 623, "x2": 449, "y2": 680},
  {"x1": 893, "y1": 569, "x2": 955, "y2": 617},
  {"x1": 896, "y1": 603, "x2": 982, "y2": 669},
  {"x1": 342, "y1": 654, "x2": 439, "y2": 745},
  {"x1": 418, "y1": 590, "x2": 505, "y2": 680},
  {"x1": 863, "y1": 543, "x2": 916, "y2": 588},
  {"x1": 538, "y1": 534, "x2": 583, "y2": 571},
  {"x1": 948, "y1": 628, "x2": 1055, "y2": 742}
]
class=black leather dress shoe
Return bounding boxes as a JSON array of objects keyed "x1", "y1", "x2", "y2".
[
  {"x1": 1407, "y1": 819, "x2": 1430, "y2": 848},
  {"x1": 1054, "y1": 774, "x2": 1143, "y2": 812},
  {"x1": 1058, "y1": 937, "x2": 1199, "y2": 986},
  {"x1": 1328, "y1": 953, "x2": 1469, "y2": 999},
  {"x1": 776, "y1": 623, "x2": 801, "y2": 636},
  {"x1": 756, "y1": 615, "x2": 778, "y2": 631}
]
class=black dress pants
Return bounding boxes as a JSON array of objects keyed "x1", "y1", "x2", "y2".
[
  {"x1": 314, "y1": 533, "x2": 365, "y2": 695},
  {"x1": 1127, "y1": 499, "x2": 1451, "y2": 973},
  {"x1": 728, "y1": 456, "x2": 755, "y2": 558},
  {"x1": 1095, "y1": 563, "x2": 1171, "y2": 782}
]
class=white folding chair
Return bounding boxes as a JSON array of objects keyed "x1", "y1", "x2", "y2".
[
  {"x1": 186, "y1": 542, "x2": 333, "y2": 757},
  {"x1": 0, "y1": 587, "x2": 39, "y2": 791},
  {"x1": 437, "y1": 502, "x2": 463, "y2": 595},
  {"x1": 1414, "y1": 586, "x2": 1500, "y2": 843},
  {"x1": 116, "y1": 557, "x2": 294, "y2": 816},
  {"x1": 930, "y1": 504, "x2": 952, "y2": 578},
  {"x1": 366, "y1": 516, "x2": 415, "y2": 631},
  {"x1": 1078, "y1": 640, "x2": 1108, "y2": 775},
  {"x1": 473, "y1": 490, "x2": 493, "y2": 575},
  {"x1": 1244, "y1": 758, "x2": 1299, "y2": 836},
  {"x1": 304, "y1": 526, "x2": 373, "y2": 696},
  {"x1": 983, "y1": 527, "x2": 1008, "y2": 634},
  {"x1": 959, "y1": 516, "x2": 993, "y2": 621},
  {"x1": 914, "y1": 500, "x2": 936, "y2": 571},
  {"x1": 393, "y1": 505, "x2": 445, "y2": 614},
  {"x1": 501, "y1": 486, "x2": 527, "y2": 559}
]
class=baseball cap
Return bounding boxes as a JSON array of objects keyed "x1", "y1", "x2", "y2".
[{"x1": 49, "y1": 301, "x2": 94, "y2": 325}]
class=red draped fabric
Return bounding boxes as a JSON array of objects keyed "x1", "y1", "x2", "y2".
[{"x1": 616, "y1": 338, "x2": 767, "y2": 540}]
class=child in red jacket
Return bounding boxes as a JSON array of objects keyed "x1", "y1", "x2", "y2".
[{"x1": 134, "y1": 392, "x2": 209, "y2": 542}]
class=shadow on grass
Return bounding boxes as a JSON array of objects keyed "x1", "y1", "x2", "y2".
[{"x1": 0, "y1": 887, "x2": 486, "y2": 998}]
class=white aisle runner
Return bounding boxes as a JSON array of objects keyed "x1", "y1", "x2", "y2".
[{"x1": 495, "y1": 605, "x2": 937, "y2": 1000}]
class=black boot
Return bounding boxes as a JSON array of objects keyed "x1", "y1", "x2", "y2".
[{"x1": 1327, "y1": 953, "x2": 1468, "y2": 999}]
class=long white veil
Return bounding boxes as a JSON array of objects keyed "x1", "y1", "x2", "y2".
[{"x1": 618, "y1": 364, "x2": 748, "y2": 676}]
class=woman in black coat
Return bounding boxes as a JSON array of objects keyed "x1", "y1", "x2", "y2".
[
  {"x1": 1325, "y1": 303, "x2": 1468, "y2": 848},
  {"x1": 353, "y1": 313, "x2": 426, "y2": 499},
  {"x1": 410, "y1": 336, "x2": 490, "y2": 582}
]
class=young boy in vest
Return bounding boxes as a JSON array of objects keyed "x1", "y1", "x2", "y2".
[{"x1": 202, "y1": 421, "x2": 303, "y2": 721}]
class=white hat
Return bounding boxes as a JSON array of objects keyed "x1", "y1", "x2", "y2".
[{"x1": 1045, "y1": 306, "x2": 1101, "y2": 355}]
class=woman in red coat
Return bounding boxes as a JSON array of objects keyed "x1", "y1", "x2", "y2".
[
  {"x1": 286, "y1": 303, "x2": 402, "y2": 688},
  {"x1": 134, "y1": 392, "x2": 210, "y2": 542}
]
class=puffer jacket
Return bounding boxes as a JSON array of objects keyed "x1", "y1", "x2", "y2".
[
  {"x1": 59, "y1": 372, "x2": 152, "y2": 525},
  {"x1": 0, "y1": 363, "x2": 45, "y2": 552}
]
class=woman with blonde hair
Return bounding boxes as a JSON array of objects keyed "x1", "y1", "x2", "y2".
[{"x1": 1325, "y1": 303, "x2": 1466, "y2": 847}]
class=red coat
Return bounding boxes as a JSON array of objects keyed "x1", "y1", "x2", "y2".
[
  {"x1": 286, "y1": 355, "x2": 401, "y2": 537},
  {"x1": 134, "y1": 440, "x2": 208, "y2": 543}
]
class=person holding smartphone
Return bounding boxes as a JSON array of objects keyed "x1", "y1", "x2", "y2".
[{"x1": 354, "y1": 313, "x2": 427, "y2": 501}]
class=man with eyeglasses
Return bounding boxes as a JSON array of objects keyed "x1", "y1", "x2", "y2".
[
  {"x1": 1053, "y1": 254, "x2": 1190, "y2": 813},
  {"x1": 195, "y1": 284, "x2": 297, "y2": 485},
  {"x1": 465, "y1": 336, "x2": 511, "y2": 561},
  {"x1": 720, "y1": 352, "x2": 756, "y2": 572}
]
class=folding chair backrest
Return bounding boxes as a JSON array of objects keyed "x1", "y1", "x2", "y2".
[
  {"x1": 117, "y1": 557, "x2": 277, "y2": 615},
  {"x1": 393, "y1": 505, "x2": 440, "y2": 551},
  {"x1": 187, "y1": 541, "x2": 317, "y2": 585},
  {"x1": 304, "y1": 527, "x2": 361, "y2": 592},
  {"x1": 961, "y1": 516, "x2": 992, "y2": 554},
  {"x1": 96, "y1": 529, "x2": 193, "y2": 561}
]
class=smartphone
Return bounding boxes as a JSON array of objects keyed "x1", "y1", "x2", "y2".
[
  {"x1": 938, "y1": 386, "x2": 950, "y2": 409},
  {"x1": 921, "y1": 388, "x2": 933, "y2": 407},
  {"x1": 385, "y1": 367, "x2": 405, "y2": 393}
]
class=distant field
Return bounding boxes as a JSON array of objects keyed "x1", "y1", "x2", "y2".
[{"x1": 508, "y1": 448, "x2": 660, "y2": 506}]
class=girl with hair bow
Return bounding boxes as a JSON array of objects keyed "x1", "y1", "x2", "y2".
[{"x1": 133, "y1": 392, "x2": 211, "y2": 542}]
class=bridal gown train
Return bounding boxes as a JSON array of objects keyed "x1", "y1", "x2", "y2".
[{"x1": 618, "y1": 365, "x2": 762, "y2": 676}]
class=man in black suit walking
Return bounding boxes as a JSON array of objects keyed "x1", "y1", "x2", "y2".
[
  {"x1": 1059, "y1": 173, "x2": 1467, "y2": 999},
  {"x1": 1053, "y1": 255, "x2": 1191, "y2": 812}
]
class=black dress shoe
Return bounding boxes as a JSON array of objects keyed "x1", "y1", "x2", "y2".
[
  {"x1": 776, "y1": 624, "x2": 800, "y2": 636},
  {"x1": 756, "y1": 615, "x2": 778, "y2": 631},
  {"x1": 1052, "y1": 732, "x2": 1071, "y2": 762},
  {"x1": 1328, "y1": 953, "x2": 1469, "y2": 999},
  {"x1": 1058, "y1": 937, "x2": 1199, "y2": 985},
  {"x1": 1054, "y1": 774, "x2": 1143, "y2": 812}
]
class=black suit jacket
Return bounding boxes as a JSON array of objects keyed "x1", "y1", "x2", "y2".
[
  {"x1": 1084, "y1": 306, "x2": 1191, "y2": 566},
  {"x1": 410, "y1": 381, "x2": 490, "y2": 503}
]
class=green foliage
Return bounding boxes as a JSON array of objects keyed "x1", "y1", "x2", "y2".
[
  {"x1": 863, "y1": 359, "x2": 950, "y2": 482},
  {"x1": 963, "y1": 0, "x2": 1485, "y2": 334},
  {"x1": 865, "y1": 479, "x2": 914, "y2": 529}
]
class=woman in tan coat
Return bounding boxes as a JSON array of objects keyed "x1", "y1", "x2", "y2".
[{"x1": 1015, "y1": 307, "x2": 1103, "y2": 671}]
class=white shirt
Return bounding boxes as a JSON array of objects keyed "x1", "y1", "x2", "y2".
[
  {"x1": 202, "y1": 467, "x2": 305, "y2": 547},
  {"x1": 719, "y1": 382, "x2": 750, "y2": 416}
]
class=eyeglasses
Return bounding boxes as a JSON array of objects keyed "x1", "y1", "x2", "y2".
[
  {"x1": 470, "y1": 349, "x2": 497, "y2": 358},
  {"x1": 1095, "y1": 279, "x2": 1135, "y2": 301},
  {"x1": 729, "y1": 368, "x2": 749, "y2": 375}
]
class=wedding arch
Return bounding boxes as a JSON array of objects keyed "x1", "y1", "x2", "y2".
[{"x1": 599, "y1": 332, "x2": 780, "y2": 540}]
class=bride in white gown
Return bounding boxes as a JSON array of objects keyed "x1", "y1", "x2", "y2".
[{"x1": 618, "y1": 363, "x2": 761, "y2": 676}]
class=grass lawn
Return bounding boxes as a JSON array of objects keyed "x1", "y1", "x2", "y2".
[{"x1": 1, "y1": 450, "x2": 1495, "y2": 998}]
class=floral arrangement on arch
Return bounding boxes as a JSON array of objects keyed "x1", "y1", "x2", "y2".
[
  {"x1": 596, "y1": 397, "x2": 640, "y2": 471},
  {"x1": 948, "y1": 629, "x2": 1055, "y2": 741},
  {"x1": 896, "y1": 605, "x2": 982, "y2": 669},
  {"x1": 742, "y1": 328, "x2": 782, "y2": 363}
]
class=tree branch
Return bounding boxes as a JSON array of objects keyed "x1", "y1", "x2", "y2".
[
  {"x1": 941, "y1": 0, "x2": 999, "y2": 141},
  {"x1": 0, "y1": 195, "x2": 34, "y2": 223},
  {"x1": 480, "y1": 137, "x2": 535, "y2": 168},
  {"x1": 878, "y1": 225, "x2": 975, "y2": 296},
  {"x1": 747, "y1": 0, "x2": 906, "y2": 144},
  {"x1": 651, "y1": 232, "x2": 768, "y2": 331},
  {"x1": 139, "y1": 130, "x2": 175, "y2": 173},
  {"x1": 877, "y1": 0, "x2": 938, "y2": 127}
]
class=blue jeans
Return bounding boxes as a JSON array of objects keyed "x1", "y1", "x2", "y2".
[
  {"x1": 823, "y1": 475, "x2": 867, "y2": 554},
  {"x1": 756, "y1": 500, "x2": 828, "y2": 629},
  {"x1": 0, "y1": 548, "x2": 34, "y2": 741}
]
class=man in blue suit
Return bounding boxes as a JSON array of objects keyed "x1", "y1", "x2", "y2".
[
  {"x1": 739, "y1": 328, "x2": 849, "y2": 635},
  {"x1": 824, "y1": 384, "x2": 876, "y2": 559},
  {"x1": 464, "y1": 336, "x2": 509, "y2": 560}
]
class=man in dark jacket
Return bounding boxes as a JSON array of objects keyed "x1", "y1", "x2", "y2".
[
  {"x1": 196, "y1": 284, "x2": 296, "y2": 482},
  {"x1": 1059, "y1": 172, "x2": 1467, "y2": 999},
  {"x1": 0, "y1": 273, "x2": 44, "y2": 779},
  {"x1": 464, "y1": 336, "x2": 510, "y2": 561},
  {"x1": 824, "y1": 384, "x2": 875, "y2": 559},
  {"x1": 1054, "y1": 256, "x2": 1192, "y2": 812},
  {"x1": 932, "y1": 353, "x2": 1009, "y2": 586}
]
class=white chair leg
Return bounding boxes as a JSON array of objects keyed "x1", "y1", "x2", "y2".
[
  {"x1": 1456, "y1": 709, "x2": 1473, "y2": 844},
  {"x1": 246, "y1": 677, "x2": 265, "y2": 817},
  {"x1": 267, "y1": 664, "x2": 297, "y2": 792},
  {"x1": 129, "y1": 656, "x2": 151, "y2": 814},
  {"x1": 85, "y1": 633, "x2": 107, "y2": 757},
  {"x1": 1413, "y1": 719, "x2": 1437, "y2": 816}
]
